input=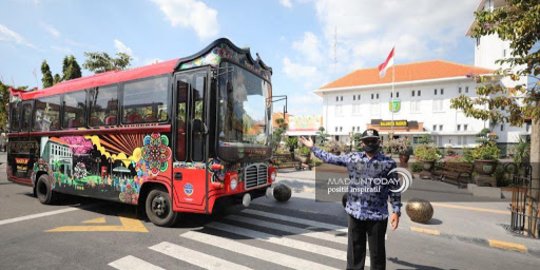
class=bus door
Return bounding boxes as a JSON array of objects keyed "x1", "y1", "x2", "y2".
[{"x1": 172, "y1": 68, "x2": 210, "y2": 212}]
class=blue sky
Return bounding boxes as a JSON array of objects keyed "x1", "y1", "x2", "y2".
[{"x1": 0, "y1": 0, "x2": 479, "y2": 115}]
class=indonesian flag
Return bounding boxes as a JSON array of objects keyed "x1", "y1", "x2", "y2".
[{"x1": 378, "y1": 47, "x2": 395, "y2": 78}]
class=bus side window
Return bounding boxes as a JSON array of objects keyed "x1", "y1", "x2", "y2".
[
  {"x1": 89, "y1": 86, "x2": 118, "y2": 126},
  {"x1": 21, "y1": 102, "x2": 33, "y2": 131},
  {"x1": 10, "y1": 103, "x2": 20, "y2": 132},
  {"x1": 176, "y1": 79, "x2": 188, "y2": 160},
  {"x1": 34, "y1": 96, "x2": 61, "y2": 131}
]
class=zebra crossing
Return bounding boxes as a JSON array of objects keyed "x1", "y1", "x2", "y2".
[{"x1": 108, "y1": 207, "x2": 372, "y2": 269}]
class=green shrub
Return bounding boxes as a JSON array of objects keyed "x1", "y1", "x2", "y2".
[
  {"x1": 413, "y1": 145, "x2": 441, "y2": 161},
  {"x1": 410, "y1": 162, "x2": 423, "y2": 173}
]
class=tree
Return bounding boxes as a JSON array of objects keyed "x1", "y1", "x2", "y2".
[
  {"x1": 53, "y1": 74, "x2": 62, "y2": 85},
  {"x1": 450, "y1": 0, "x2": 539, "y2": 235},
  {"x1": 0, "y1": 81, "x2": 28, "y2": 131},
  {"x1": 41, "y1": 60, "x2": 54, "y2": 88},
  {"x1": 271, "y1": 117, "x2": 288, "y2": 152},
  {"x1": 83, "y1": 52, "x2": 132, "y2": 74},
  {"x1": 62, "y1": 55, "x2": 82, "y2": 81},
  {"x1": 316, "y1": 127, "x2": 329, "y2": 146}
]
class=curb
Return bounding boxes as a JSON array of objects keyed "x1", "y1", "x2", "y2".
[{"x1": 409, "y1": 226, "x2": 539, "y2": 256}]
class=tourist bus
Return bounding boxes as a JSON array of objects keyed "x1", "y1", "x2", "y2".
[{"x1": 7, "y1": 38, "x2": 276, "y2": 226}]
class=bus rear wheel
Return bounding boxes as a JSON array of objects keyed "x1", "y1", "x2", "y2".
[
  {"x1": 145, "y1": 188, "x2": 178, "y2": 227},
  {"x1": 36, "y1": 175, "x2": 54, "y2": 204}
]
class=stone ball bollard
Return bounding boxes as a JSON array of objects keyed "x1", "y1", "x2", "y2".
[
  {"x1": 273, "y1": 183, "x2": 292, "y2": 202},
  {"x1": 405, "y1": 198, "x2": 434, "y2": 224}
]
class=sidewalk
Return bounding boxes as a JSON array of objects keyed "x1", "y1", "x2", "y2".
[
  {"x1": 0, "y1": 152, "x2": 7, "y2": 184},
  {"x1": 273, "y1": 168, "x2": 540, "y2": 256}
]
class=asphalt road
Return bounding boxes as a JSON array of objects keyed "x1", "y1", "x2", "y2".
[{"x1": 1, "y1": 180, "x2": 539, "y2": 270}]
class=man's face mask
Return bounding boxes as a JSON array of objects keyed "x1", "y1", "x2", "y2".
[{"x1": 362, "y1": 139, "x2": 379, "y2": 153}]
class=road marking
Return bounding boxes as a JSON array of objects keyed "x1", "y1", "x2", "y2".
[
  {"x1": 410, "y1": 226, "x2": 441, "y2": 236},
  {"x1": 225, "y1": 214, "x2": 348, "y2": 245},
  {"x1": 109, "y1": 255, "x2": 165, "y2": 270},
  {"x1": 149, "y1": 241, "x2": 254, "y2": 270},
  {"x1": 431, "y1": 203, "x2": 510, "y2": 215},
  {"x1": 207, "y1": 221, "x2": 349, "y2": 261},
  {"x1": 181, "y1": 230, "x2": 342, "y2": 270},
  {"x1": 242, "y1": 208, "x2": 347, "y2": 232},
  {"x1": 47, "y1": 216, "x2": 148, "y2": 233},
  {"x1": 488, "y1": 239, "x2": 527, "y2": 253},
  {"x1": 82, "y1": 217, "x2": 106, "y2": 224},
  {"x1": 0, "y1": 207, "x2": 80, "y2": 226}
]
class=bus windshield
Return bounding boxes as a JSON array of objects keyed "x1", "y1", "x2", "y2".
[{"x1": 217, "y1": 62, "x2": 271, "y2": 147}]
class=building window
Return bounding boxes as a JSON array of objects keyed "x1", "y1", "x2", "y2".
[
  {"x1": 335, "y1": 127, "x2": 338, "y2": 132},
  {"x1": 340, "y1": 96, "x2": 343, "y2": 101},
  {"x1": 432, "y1": 99, "x2": 444, "y2": 112},
  {"x1": 357, "y1": 94, "x2": 361, "y2": 100},
  {"x1": 390, "y1": 92, "x2": 393, "y2": 98},
  {"x1": 417, "y1": 90, "x2": 421, "y2": 97},
  {"x1": 441, "y1": 88, "x2": 444, "y2": 95},
  {"x1": 353, "y1": 104, "x2": 362, "y2": 115},
  {"x1": 464, "y1": 124, "x2": 468, "y2": 131},
  {"x1": 339, "y1": 127, "x2": 343, "y2": 132},
  {"x1": 433, "y1": 125, "x2": 437, "y2": 131},
  {"x1": 439, "y1": 125, "x2": 443, "y2": 131},
  {"x1": 434, "y1": 89, "x2": 437, "y2": 95},
  {"x1": 503, "y1": 49, "x2": 506, "y2": 58},
  {"x1": 500, "y1": 124, "x2": 504, "y2": 131},
  {"x1": 353, "y1": 95, "x2": 356, "y2": 101},
  {"x1": 336, "y1": 96, "x2": 339, "y2": 101},
  {"x1": 371, "y1": 93, "x2": 374, "y2": 99},
  {"x1": 352, "y1": 126, "x2": 355, "y2": 132},
  {"x1": 457, "y1": 124, "x2": 461, "y2": 131},
  {"x1": 465, "y1": 86, "x2": 469, "y2": 93},
  {"x1": 396, "y1": 92, "x2": 399, "y2": 98},
  {"x1": 412, "y1": 90, "x2": 415, "y2": 97},
  {"x1": 458, "y1": 87, "x2": 462, "y2": 94},
  {"x1": 376, "y1": 93, "x2": 379, "y2": 99}
]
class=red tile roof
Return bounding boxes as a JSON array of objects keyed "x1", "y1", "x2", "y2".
[{"x1": 318, "y1": 60, "x2": 493, "y2": 91}]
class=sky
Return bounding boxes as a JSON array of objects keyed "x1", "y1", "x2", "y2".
[{"x1": 0, "y1": 0, "x2": 479, "y2": 116}]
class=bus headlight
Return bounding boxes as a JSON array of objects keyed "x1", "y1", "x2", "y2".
[
  {"x1": 271, "y1": 171, "x2": 277, "y2": 181},
  {"x1": 230, "y1": 177, "x2": 238, "y2": 191}
]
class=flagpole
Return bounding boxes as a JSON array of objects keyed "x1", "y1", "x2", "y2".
[{"x1": 391, "y1": 48, "x2": 395, "y2": 138}]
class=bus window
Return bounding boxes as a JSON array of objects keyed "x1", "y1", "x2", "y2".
[
  {"x1": 63, "y1": 91, "x2": 87, "y2": 129},
  {"x1": 34, "y1": 96, "x2": 61, "y2": 131},
  {"x1": 122, "y1": 76, "x2": 169, "y2": 124},
  {"x1": 192, "y1": 74, "x2": 206, "y2": 161},
  {"x1": 176, "y1": 78, "x2": 188, "y2": 160},
  {"x1": 89, "y1": 86, "x2": 118, "y2": 126},
  {"x1": 10, "y1": 103, "x2": 20, "y2": 132},
  {"x1": 21, "y1": 102, "x2": 33, "y2": 131}
]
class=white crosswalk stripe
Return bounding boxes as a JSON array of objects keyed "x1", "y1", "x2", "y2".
[
  {"x1": 206, "y1": 221, "x2": 348, "y2": 261},
  {"x1": 242, "y1": 208, "x2": 348, "y2": 232},
  {"x1": 108, "y1": 255, "x2": 165, "y2": 270},
  {"x1": 181, "y1": 230, "x2": 342, "y2": 270},
  {"x1": 107, "y1": 208, "x2": 373, "y2": 269},
  {"x1": 224, "y1": 214, "x2": 349, "y2": 245},
  {"x1": 149, "y1": 241, "x2": 254, "y2": 270}
]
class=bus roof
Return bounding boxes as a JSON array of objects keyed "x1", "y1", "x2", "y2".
[{"x1": 19, "y1": 58, "x2": 179, "y2": 100}]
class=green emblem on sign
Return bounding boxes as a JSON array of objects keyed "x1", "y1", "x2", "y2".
[{"x1": 389, "y1": 98, "x2": 401, "y2": 113}]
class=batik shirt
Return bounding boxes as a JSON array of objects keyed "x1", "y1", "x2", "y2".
[{"x1": 312, "y1": 147, "x2": 402, "y2": 220}]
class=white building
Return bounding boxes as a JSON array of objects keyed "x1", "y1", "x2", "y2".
[{"x1": 315, "y1": 60, "x2": 496, "y2": 148}]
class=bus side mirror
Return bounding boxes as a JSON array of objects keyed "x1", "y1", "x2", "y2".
[{"x1": 192, "y1": 119, "x2": 208, "y2": 135}]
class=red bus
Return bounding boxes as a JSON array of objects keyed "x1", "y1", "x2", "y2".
[{"x1": 7, "y1": 38, "x2": 277, "y2": 226}]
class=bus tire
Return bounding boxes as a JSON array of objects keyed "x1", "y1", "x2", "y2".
[
  {"x1": 36, "y1": 175, "x2": 54, "y2": 204},
  {"x1": 145, "y1": 188, "x2": 178, "y2": 227}
]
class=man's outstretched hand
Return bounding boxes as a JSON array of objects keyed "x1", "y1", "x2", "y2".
[{"x1": 299, "y1": 136, "x2": 314, "y2": 148}]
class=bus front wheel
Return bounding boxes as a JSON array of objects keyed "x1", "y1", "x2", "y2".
[
  {"x1": 145, "y1": 188, "x2": 178, "y2": 227},
  {"x1": 36, "y1": 175, "x2": 54, "y2": 204}
]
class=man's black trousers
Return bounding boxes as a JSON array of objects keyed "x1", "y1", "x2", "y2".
[{"x1": 346, "y1": 215, "x2": 388, "y2": 270}]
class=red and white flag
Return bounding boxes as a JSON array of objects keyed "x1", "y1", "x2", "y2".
[{"x1": 378, "y1": 47, "x2": 395, "y2": 78}]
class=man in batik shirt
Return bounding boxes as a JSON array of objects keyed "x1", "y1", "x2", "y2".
[{"x1": 299, "y1": 129, "x2": 402, "y2": 270}]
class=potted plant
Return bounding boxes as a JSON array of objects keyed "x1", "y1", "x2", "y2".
[
  {"x1": 471, "y1": 129, "x2": 500, "y2": 175},
  {"x1": 396, "y1": 137, "x2": 413, "y2": 165},
  {"x1": 471, "y1": 141, "x2": 500, "y2": 175},
  {"x1": 413, "y1": 144, "x2": 441, "y2": 171}
]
